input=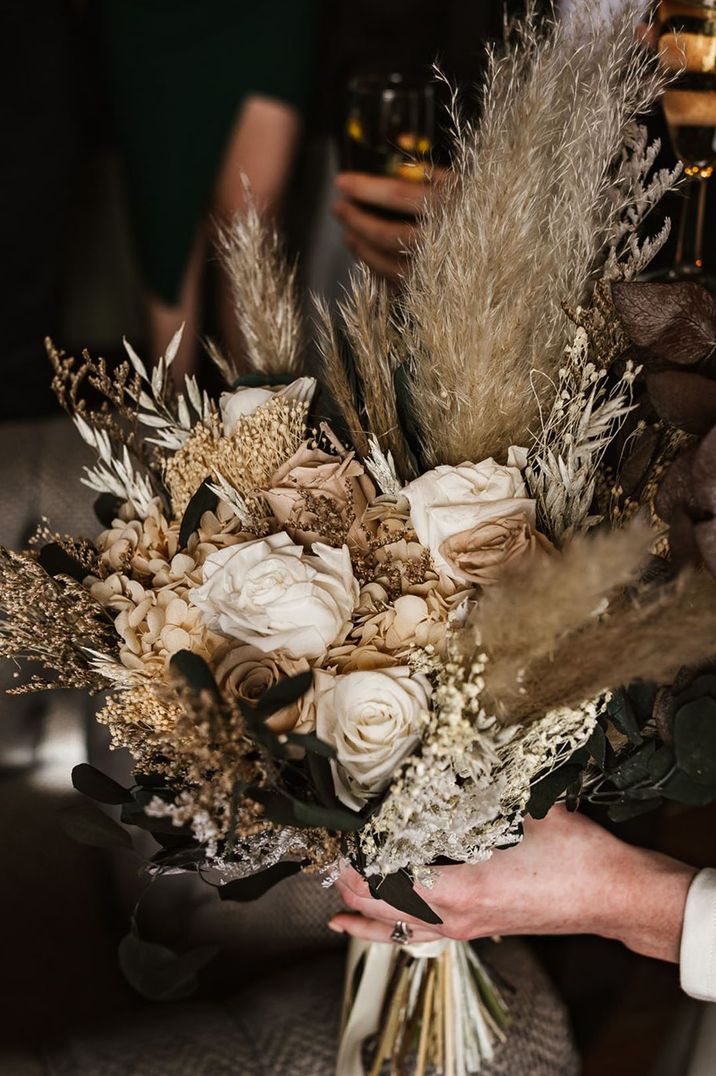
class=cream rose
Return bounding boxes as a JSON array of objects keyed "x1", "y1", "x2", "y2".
[
  {"x1": 215, "y1": 645, "x2": 315, "y2": 733},
  {"x1": 219, "y1": 377, "x2": 316, "y2": 436},
  {"x1": 403, "y1": 447, "x2": 536, "y2": 584},
  {"x1": 189, "y1": 532, "x2": 358, "y2": 661},
  {"x1": 264, "y1": 444, "x2": 376, "y2": 549},
  {"x1": 314, "y1": 666, "x2": 431, "y2": 808}
]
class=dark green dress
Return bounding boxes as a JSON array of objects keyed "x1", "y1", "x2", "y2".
[{"x1": 100, "y1": 1, "x2": 318, "y2": 305}]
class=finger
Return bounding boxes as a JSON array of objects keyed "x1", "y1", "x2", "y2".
[
  {"x1": 333, "y1": 200, "x2": 416, "y2": 254},
  {"x1": 344, "y1": 231, "x2": 407, "y2": 283},
  {"x1": 336, "y1": 172, "x2": 431, "y2": 215},
  {"x1": 328, "y1": 913, "x2": 442, "y2": 945}
]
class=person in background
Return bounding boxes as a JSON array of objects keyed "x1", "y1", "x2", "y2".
[
  {"x1": 326, "y1": 1, "x2": 533, "y2": 284},
  {"x1": 99, "y1": 1, "x2": 318, "y2": 382}
]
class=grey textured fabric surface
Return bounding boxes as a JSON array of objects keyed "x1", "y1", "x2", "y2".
[{"x1": 46, "y1": 941, "x2": 579, "y2": 1076}]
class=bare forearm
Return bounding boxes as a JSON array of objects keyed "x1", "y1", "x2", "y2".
[{"x1": 595, "y1": 844, "x2": 696, "y2": 963}]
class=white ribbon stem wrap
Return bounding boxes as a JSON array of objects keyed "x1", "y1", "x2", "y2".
[{"x1": 336, "y1": 937, "x2": 508, "y2": 1076}]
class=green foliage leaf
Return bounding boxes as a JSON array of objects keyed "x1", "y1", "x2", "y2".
[
  {"x1": 609, "y1": 740, "x2": 657, "y2": 790},
  {"x1": 607, "y1": 798, "x2": 663, "y2": 822},
  {"x1": 37, "y1": 543, "x2": 87, "y2": 584},
  {"x1": 178, "y1": 479, "x2": 219, "y2": 549},
  {"x1": 285, "y1": 731, "x2": 336, "y2": 758},
  {"x1": 661, "y1": 769, "x2": 716, "y2": 805},
  {"x1": 250, "y1": 671, "x2": 314, "y2": 719},
  {"x1": 607, "y1": 690, "x2": 643, "y2": 745},
  {"x1": 121, "y1": 802, "x2": 190, "y2": 836},
  {"x1": 94, "y1": 492, "x2": 123, "y2": 528},
  {"x1": 230, "y1": 372, "x2": 296, "y2": 389},
  {"x1": 218, "y1": 861, "x2": 304, "y2": 902},
  {"x1": 586, "y1": 725, "x2": 607, "y2": 769},
  {"x1": 247, "y1": 787, "x2": 364, "y2": 832},
  {"x1": 526, "y1": 747, "x2": 589, "y2": 820},
  {"x1": 58, "y1": 800, "x2": 133, "y2": 851},
  {"x1": 169, "y1": 650, "x2": 220, "y2": 699},
  {"x1": 368, "y1": 870, "x2": 443, "y2": 926},
  {"x1": 674, "y1": 698, "x2": 716, "y2": 785},
  {"x1": 393, "y1": 363, "x2": 422, "y2": 472},
  {"x1": 71, "y1": 763, "x2": 133, "y2": 805},
  {"x1": 118, "y1": 928, "x2": 218, "y2": 1002}
]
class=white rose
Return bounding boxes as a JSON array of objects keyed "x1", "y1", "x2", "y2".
[
  {"x1": 189, "y1": 532, "x2": 357, "y2": 661},
  {"x1": 402, "y1": 446, "x2": 536, "y2": 583},
  {"x1": 220, "y1": 376, "x2": 317, "y2": 436},
  {"x1": 314, "y1": 666, "x2": 431, "y2": 809}
]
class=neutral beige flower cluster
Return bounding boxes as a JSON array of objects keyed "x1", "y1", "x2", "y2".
[
  {"x1": 87, "y1": 498, "x2": 245, "y2": 674},
  {"x1": 82, "y1": 385, "x2": 557, "y2": 836}
]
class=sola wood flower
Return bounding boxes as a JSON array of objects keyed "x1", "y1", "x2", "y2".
[
  {"x1": 314, "y1": 666, "x2": 431, "y2": 809},
  {"x1": 403, "y1": 448, "x2": 540, "y2": 584},
  {"x1": 214, "y1": 644, "x2": 315, "y2": 733},
  {"x1": 263, "y1": 442, "x2": 376, "y2": 549},
  {"x1": 190, "y1": 532, "x2": 359, "y2": 661},
  {"x1": 87, "y1": 499, "x2": 246, "y2": 673}
]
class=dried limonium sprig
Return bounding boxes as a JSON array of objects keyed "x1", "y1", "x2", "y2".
[{"x1": 0, "y1": 548, "x2": 117, "y2": 693}]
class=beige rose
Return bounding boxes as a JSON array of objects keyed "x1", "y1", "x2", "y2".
[
  {"x1": 403, "y1": 447, "x2": 537, "y2": 584},
  {"x1": 214, "y1": 645, "x2": 315, "y2": 733},
  {"x1": 314, "y1": 666, "x2": 431, "y2": 809},
  {"x1": 440, "y1": 512, "x2": 553, "y2": 586},
  {"x1": 264, "y1": 444, "x2": 376, "y2": 549}
]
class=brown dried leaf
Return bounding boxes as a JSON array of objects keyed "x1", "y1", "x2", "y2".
[
  {"x1": 646, "y1": 371, "x2": 716, "y2": 435},
  {"x1": 612, "y1": 281, "x2": 716, "y2": 366}
]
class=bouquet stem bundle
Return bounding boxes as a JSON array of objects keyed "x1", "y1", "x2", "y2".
[{"x1": 338, "y1": 938, "x2": 508, "y2": 1076}]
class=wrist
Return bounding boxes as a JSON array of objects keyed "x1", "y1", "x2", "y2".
[{"x1": 597, "y1": 843, "x2": 696, "y2": 963}]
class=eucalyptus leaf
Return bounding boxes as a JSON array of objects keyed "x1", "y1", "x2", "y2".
[
  {"x1": 250, "y1": 671, "x2": 314, "y2": 719},
  {"x1": 72, "y1": 763, "x2": 134, "y2": 805},
  {"x1": 230, "y1": 372, "x2": 295, "y2": 390},
  {"x1": 169, "y1": 650, "x2": 220, "y2": 699},
  {"x1": 285, "y1": 731, "x2": 336, "y2": 759},
  {"x1": 586, "y1": 725, "x2": 607, "y2": 769},
  {"x1": 247, "y1": 787, "x2": 364, "y2": 831},
  {"x1": 674, "y1": 698, "x2": 716, "y2": 785},
  {"x1": 121, "y1": 802, "x2": 190, "y2": 836},
  {"x1": 178, "y1": 479, "x2": 218, "y2": 549},
  {"x1": 368, "y1": 870, "x2": 443, "y2": 926},
  {"x1": 38, "y1": 543, "x2": 87, "y2": 584},
  {"x1": 58, "y1": 800, "x2": 133, "y2": 851},
  {"x1": 607, "y1": 798, "x2": 663, "y2": 822},
  {"x1": 218, "y1": 861, "x2": 304, "y2": 902},
  {"x1": 609, "y1": 740, "x2": 657, "y2": 790},
  {"x1": 119, "y1": 930, "x2": 218, "y2": 1002},
  {"x1": 661, "y1": 769, "x2": 716, "y2": 806},
  {"x1": 94, "y1": 492, "x2": 123, "y2": 528},
  {"x1": 607, "y1": 690, "x2": 643, "y2": 745}
]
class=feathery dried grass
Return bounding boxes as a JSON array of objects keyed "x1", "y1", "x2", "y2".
[
  {"x1": 337, "y1": 265, "x2": 416, "y2": 480},
  {"x1": 312, "y1": 294, "x2": 370, "y2": 458},
  {"x1": 402, "y1": 1, "x2": 668, "y2": 467},
  {"x1": 510, "y1": 570, "x2": 716, "y2": 719},
  {"x1": 461, "y1": 520, "x2": 716, "y2": 721},
  {"x1": 216, "y1": 188, "x2": 304, "y2": 378}
]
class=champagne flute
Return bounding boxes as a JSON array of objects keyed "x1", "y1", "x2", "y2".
[
  {"x1": 339, "y1": 72, "x2": 436, "y2": 220},
  {"x1": 658, "y1": 0, "x2": 716, "y2": 281}
]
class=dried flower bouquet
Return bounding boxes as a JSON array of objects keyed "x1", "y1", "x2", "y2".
[{"x1": 4, "y1": 3, "x2": 716, "y2": 1074}]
